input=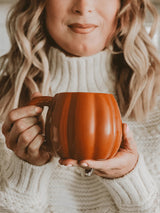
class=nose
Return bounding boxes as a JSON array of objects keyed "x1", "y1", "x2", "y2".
[{"x1": 72, "y1": 0, "x2": 95, "y2": 15}]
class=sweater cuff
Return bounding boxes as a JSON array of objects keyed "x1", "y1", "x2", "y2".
[
  {"x1": 97, "y1": 154, "x2": 158, "y2": 208},
  {"x1": 2, "y1": 153, "x2": 55, "y2": 195}
]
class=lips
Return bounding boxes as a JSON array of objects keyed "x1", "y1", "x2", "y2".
[{"x1": 69, "y1": 23, "x2": 97, "y2": 34}]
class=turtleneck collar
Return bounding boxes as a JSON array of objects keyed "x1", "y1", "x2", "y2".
[{"x1": 48, "y1": 47, "x2": 116, "y2": 96}]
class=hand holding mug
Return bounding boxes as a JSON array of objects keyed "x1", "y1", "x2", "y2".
[
  {"x1": 2, "y1": 93, "x2": 52, "y2": 166},
  {"x1": 60, "y1": 123, "x2": 138, "y2": 178}
]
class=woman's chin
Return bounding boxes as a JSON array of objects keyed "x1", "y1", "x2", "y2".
[{"x1": 55, "y1": 43, "x2": 105, "y2": 57}]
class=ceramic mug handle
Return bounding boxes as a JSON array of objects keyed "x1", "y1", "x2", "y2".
[
  {"x1": 29, "y1": 96, "x2": 54, "y2": 108},
  {"x1": 28, "y1": 96, "x2": 56, "y2": 153}
]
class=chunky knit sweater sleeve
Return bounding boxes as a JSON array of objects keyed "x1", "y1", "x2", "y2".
[{"x1": 97, "y1": 156, "x2": 159, "y2": 213}]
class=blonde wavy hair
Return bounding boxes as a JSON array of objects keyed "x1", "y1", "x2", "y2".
[{"x1": 0, "y1": 0, "x2": 160, "y2": 121}]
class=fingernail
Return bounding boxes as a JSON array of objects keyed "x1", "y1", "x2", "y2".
[
  {"x1": 66, "y1": 164, "x2": 72, "y2": 167},
  {"x1": 35, "y1": 107, "x2": 42, "y2": 113},
  {"x1": 80, "y1": 163, "x2": 88, "y2": 167}
]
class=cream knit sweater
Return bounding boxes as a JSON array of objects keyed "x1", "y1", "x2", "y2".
[{"x1": 0, "y1": 47, "x2": 160, "y2": 213}]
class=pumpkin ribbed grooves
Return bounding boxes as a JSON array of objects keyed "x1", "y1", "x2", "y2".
[
  {"x1": 30, "y1": 93, "x2": 122, "y2": 160},
  {"x1": 52, "y1": 93, "x2": 122, "y2": 160}
]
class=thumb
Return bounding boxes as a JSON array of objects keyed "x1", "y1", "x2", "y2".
[
  {"x1": 122, "y1": 123, "x2": 133, "y2": 142},
  {"x1": 28, "y1": 92, "x2": 43, "y2": 106},
  {"x1": 31, "y1": 92, "x2": 42, "y2": 99},
  {"x1": 121, "y1": 123, "x2": 137, "y2": 151}
]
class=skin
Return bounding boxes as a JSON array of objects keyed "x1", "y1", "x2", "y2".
[
  {"x1": 2, "y1": 92, "x2": 51, "y2": 166},
  {"x1": 2, "y1": 0, "x2": 139, "y2": 177},
  {"x1": 59, "y1": 123, "x2": 138, "y2": 178},
  {"x1": 45, "y1": 0, "x2": 120, "y2": 56}
]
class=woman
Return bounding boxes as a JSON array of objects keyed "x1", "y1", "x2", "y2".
[{"x1": 0, "y1": 0, "x2": 160, "y2": 212}]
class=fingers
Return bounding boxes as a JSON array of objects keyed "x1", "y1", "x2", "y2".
[
  {"x1": 79, "y1": 158, "x2": 118, "y2": 173},
  {"x1": 31, "y1": 92, "x2": 42, "y2": 99},
  {"x1": 2, "y1": 104, "x2": 52, "y2": 166},
  {"x1": 15, "y1": 124, "x2": 41, "y2": 156},
  {"x1": 78, "y1": 124, "x2": 139, "y2": 178},
  {"x1": 78, "y1": 156, "x2": 135, "y2": 179},
  {"x1": 26, "y1": 135, "x2": 52, "y2": 166},
  {"x1": 58, "y1": 123, "x2": 139, "y2": 178},
  {"x1": 15, "y1": 133, "x2": 52, "y2": 166},
  {"x1": 6, "y1": 117, "x2": 39, "y2": 150},
  {"x1": 27, "y1": 134, "x2": 45, "y2": 157},
  {"x1": 2, "y1": 106, "x2": 42, "y2": 136},
  {"x1": 59, "y1": 158, "x2": 78, "y2": 167}
]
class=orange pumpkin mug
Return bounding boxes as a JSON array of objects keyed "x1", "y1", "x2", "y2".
[{"x1": 29, "y1": 92, "x2": 122, "y2": 160}]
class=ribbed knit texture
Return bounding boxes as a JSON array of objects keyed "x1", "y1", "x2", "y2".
[
  {"x1": 0, "y1": 47, "x2": 159, "y2": 213},
  {"x1": 48, "y1": 47, "x2": 116, "y2": 95}
]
